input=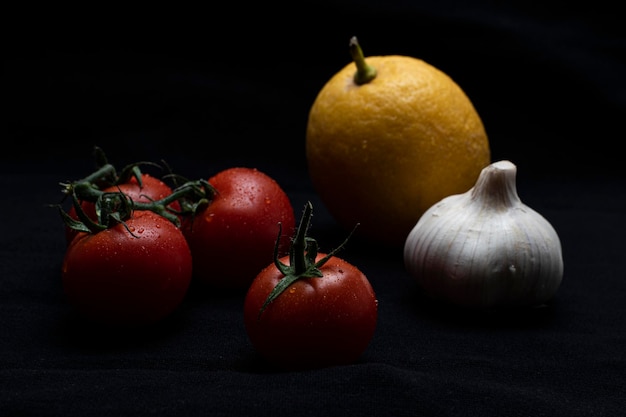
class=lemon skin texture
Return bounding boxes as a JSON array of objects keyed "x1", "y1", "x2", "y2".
[{"x1": 306, "y1": 55, "x2": 491, "y2": 247}]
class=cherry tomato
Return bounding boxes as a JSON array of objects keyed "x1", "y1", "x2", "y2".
[
  {"x1": 182, "y1": 167, "x2": 296, "y2": 292},
  {"x1": 62, "y1": 210, "x2": 193, "y2": 327},
  {"x1": 65, "y1": 173, "x2": 180, "y2": 244},
  {"x1": 243, "y1": 201, "x2": 378, "y2": 370}
]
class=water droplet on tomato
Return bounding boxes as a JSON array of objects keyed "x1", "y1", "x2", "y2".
[{"x1": 289, "y1": 287, "x2": 296, "y2": 294}]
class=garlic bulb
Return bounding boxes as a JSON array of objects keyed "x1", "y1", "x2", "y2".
[{"x1": 403, "y1": 160, "x2": 563, "y2": 309}]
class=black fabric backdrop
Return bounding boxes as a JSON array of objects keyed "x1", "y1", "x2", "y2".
[{"x1": 3, "y1": 2, "x2": 625, "y2": 416}]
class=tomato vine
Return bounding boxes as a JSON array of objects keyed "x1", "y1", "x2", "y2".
[{"x1": 53, "y1": 147, "x2": 216, "y2": 236}]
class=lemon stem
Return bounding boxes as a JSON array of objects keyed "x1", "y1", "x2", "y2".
[{"x1": 350, "y1": 36, "x2": 377, "y2": 85}]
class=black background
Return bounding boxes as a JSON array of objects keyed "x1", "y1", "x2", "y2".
[
  {"x1": 3, "y1": 2, "x2": 625, "y2": 416},
  {"x1": 6, "y1": 1, "x2": 625, "y2": 180}
]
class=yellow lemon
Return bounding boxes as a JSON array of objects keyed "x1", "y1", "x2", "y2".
[{"x1": 306, "y1": 37, "x2": 491, "y2": 247}]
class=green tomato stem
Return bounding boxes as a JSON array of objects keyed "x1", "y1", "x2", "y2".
[
  {"x1": 258, "y1": 201, "x2": 360, "y2": 319},
  {"x1": 57, "y1": 158, "x2": 217, "y2": 234}
]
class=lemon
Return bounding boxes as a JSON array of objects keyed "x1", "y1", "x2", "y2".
[{"x1": 306, "y1": 37, "x2": 491, "y2": 247}]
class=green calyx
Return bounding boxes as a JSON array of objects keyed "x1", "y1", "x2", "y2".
[
  {"x1": 350, "y1": 36, "x2": 377, "y2": 86},
  {"x1": 258, "y1": 201, "x2": 359, "y2": 319},
  {"x1": 53, "y1": 146, "x2": 216, "y2": 237}
]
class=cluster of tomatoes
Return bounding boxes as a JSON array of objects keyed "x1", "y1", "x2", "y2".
[{"x1": 56, "y1": 149, "x2": 378, "y2": 370}]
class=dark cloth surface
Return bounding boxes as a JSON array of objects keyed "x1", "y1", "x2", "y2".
[{"x1": 3, "y1": 2, "x2": 625, "y2": 416}]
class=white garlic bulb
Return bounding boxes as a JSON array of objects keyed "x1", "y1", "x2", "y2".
[{"x1": 403, "y1": 160, "x2": 563, "y2": 309}]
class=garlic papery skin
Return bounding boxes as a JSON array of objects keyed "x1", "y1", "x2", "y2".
[{"x1": 403, "y1": 160, "x2": 564, "y2": 309}]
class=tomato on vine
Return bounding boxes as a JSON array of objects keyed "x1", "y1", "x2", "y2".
[
  {"x1": 182, "y1": 167, "x2": 296, "y2": 292},
  {"x1": 54, "y1": 149, "x2": 297, "y2": 327},
  {"x1": 65, "y1": 173, "x2": 180, "y2": 244},
  {"x1": 62, "y1": 210, "x2": 193, "y2": 327},
  {"x1": 55, "y1": 150, "x2": 209, "y2": 327},
  {"x1": 243, "y1": 201, "x2": 378, "y2": 370}
]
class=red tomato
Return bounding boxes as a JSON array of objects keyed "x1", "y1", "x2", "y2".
[
  {"x1": 62, "y1": 210, "x2": 193, "y2": 327},
  {"x1": 244, "y1": 253, "x2": 378, "y2": 370},
  {"x1": 182, "y1": 167, "x2": 296, "y2": 291},
  {"x1": 243, "y1": 202, "x2": 378, "y2": 370},
  {"x1": 65, "y1": 173, "x2": 180, "y2": 244}
]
